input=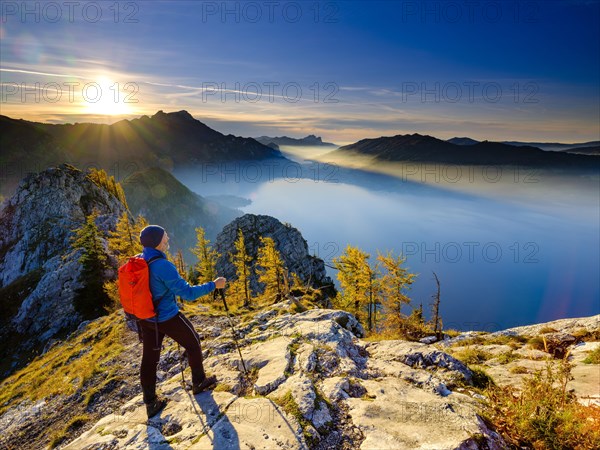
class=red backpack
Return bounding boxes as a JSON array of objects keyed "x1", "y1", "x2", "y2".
[{"x1": 118, "y1": 255, "x2": 162, "y2": 319}]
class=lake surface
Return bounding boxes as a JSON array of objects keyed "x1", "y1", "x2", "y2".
[{"x1": 175, "y1": 148, "x2": 600, "y2": 331}]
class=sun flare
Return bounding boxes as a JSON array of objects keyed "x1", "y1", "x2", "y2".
[{"x1": 81, "y1": 76, "x2": 136, "y2": 116}]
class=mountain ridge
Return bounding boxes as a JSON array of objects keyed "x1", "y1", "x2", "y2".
[
  {"x1": 448, "y1": 135, "x2": 600, "y2": 152},
  {"x1": 0, "y1": 111, "x2": 286, "y2": 198},
  {"x1": 559, "y1": 145, "x2": 600, "y2": 155},
  {"x1": 328, "y1": 133, "x2": 599, "y2": 168}
]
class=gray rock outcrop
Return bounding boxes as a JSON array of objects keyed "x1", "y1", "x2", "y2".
[
  {"x1": 60, "y1": 301, "x2": 505, "y2": 450},
  {"x1": 215, "y1": 214, "x2": 334, "y2": 295},
  {"x1": 439, "y1": 314, "x2": 600, "y2": 408},
  {"x1": 0, "y1": 164, "x2": 126, "y2": 376},
  {"x1": 4, "y1": 301, "x2": 598, "y2": 450}
]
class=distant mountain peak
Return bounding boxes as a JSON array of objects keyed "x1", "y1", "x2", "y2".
[
  {"x1": 153, "y1": 109, "x2": 195, "y2": 121},
  {"x1": 447, "y1": 137, "x2": 480, "y2": 145},
  {"x1": 172, "y1": 110, "x2": 195, "y2": 120},
  {"x1": 255, "y1": 135, "x2": 337, "y2": 147}
]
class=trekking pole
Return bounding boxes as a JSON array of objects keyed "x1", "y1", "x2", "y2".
[
  {"x1": 178, "y1": 343, "x2": 187, "y2": 388},
  {"x1": 214, "y1": 288, "x2": 248, "y2": 374}
]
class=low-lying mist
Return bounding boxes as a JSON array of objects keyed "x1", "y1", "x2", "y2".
[{"x1": 174, "y1": 149, "x2": 599, "y2": 330}]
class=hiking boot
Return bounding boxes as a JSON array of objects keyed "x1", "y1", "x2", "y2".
[
  {"x1": 146, "y1": 396, "x2": 167, "y2": 418},
  {"x1": 192, "y1": 375, "x2": 218, "y2": 394}
]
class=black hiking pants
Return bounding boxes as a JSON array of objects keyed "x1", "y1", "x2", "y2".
[{"x1": 139, "y1": 312, "x2": 206, "y2": 403}]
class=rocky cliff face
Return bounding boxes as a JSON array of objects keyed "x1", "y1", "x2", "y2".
[
  {"x1": 214, "y1": 214, "x2": 334, "y2": 295},
  {"x1": 0, "y1": 164, "x2": 126, "y2": 376}
]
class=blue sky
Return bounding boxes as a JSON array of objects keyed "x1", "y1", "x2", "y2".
[{"x1": 1, "y1": 0, "x2": 599, "y2": 143}]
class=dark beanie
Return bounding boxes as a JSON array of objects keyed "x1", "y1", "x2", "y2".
[{"x1": 140, "y1": 225, "x2": 165, "y2": 248}]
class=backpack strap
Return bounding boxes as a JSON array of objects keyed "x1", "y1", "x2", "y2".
[
  {"x1": 147, "y1": 255, "x2": 163, "y2": 265},
  {"x1": 145, "y1": 254, "x2": 166, "y2": 351}
]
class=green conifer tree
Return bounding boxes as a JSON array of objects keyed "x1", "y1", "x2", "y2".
[
  {"x1": 378, "y1": 251, "x2": 416, "y2": 334},
  {"x1": 229, "y1": 228, "x2": 252, "y2": 308},
  {"x1": 430, "y1": 272, "x2": 443, "y2": 340},
  {"x1": 256, "y1": 236, "x2": 288, "y2": 302},
  {"x1": 108, "y1": 212, "x2": 148, "y2": 263},
  {"x1": 332, "y1": 245, "x2": 372, "y2": 325},
  {"x1": 191, "y1": 226, "x2": 220, "y2": 284},
  {"x1": 71, "y1": 209, "x2": 111, "y2": 319}
]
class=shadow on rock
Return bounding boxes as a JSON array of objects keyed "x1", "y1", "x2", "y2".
[{"x1": 192, "y1": 390, "x2": 240, "y2": 450}]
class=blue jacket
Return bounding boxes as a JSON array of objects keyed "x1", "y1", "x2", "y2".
[{"x1": 142, "y1": 247, "x2": 215, "y2": 322}]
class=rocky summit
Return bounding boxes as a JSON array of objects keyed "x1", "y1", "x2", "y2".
[{"x1": 215, "y1": 214, "x2": 334, "y2": 295}]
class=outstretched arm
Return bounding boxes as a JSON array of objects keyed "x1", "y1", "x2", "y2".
[{"x1": 159, "y1": 261, "x2": 216, "y2": 301}]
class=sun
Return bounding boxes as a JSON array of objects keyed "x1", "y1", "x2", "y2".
[{"x1": 81, "y1": 76, "x2": 136, "y2": 116}]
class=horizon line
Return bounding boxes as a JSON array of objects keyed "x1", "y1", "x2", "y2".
[{"x1": 1, "y1": 110, "x2": 598, "y2": 146}]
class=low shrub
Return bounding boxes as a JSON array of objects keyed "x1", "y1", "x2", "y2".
[
  {"x1": 509, "y1": 365, "x2": 529, "y2": 374},
  {"x1": 470, "y1": 366, "x2": 495, "y2": 389},
  {"x1": 583, "y1": 346, "x2": 600, "y2": 364},
  {"x1": 527, "y1": 336, "x2": 546, "y2": 351},
  {"x1": 453, "y1": 347, "x2": 493, "y2": 365},
  {"x1": 484, "y1": 358, "x2": 600, "y2": 449},
  {"x1": 495, "y1": 351, "x2": 518, "y2": 365}
]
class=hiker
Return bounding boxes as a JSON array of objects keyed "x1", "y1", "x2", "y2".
[{"x1": 138, "y1": 225, "x2": 225, "y2": 418}]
